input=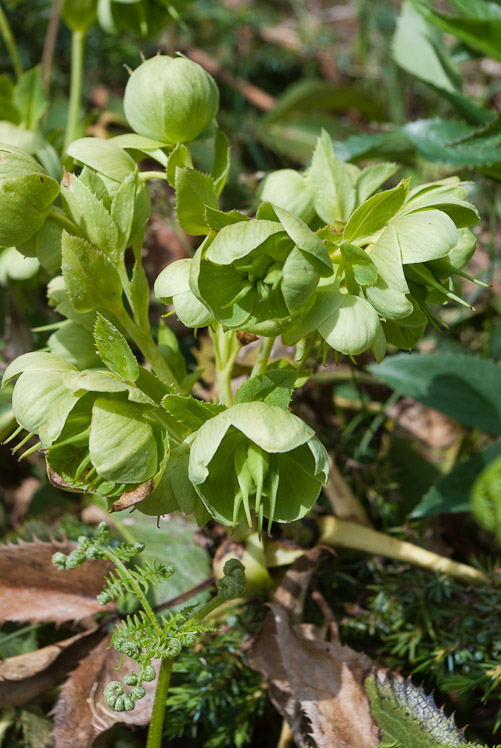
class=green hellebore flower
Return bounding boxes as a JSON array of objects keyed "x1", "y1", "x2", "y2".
[
  {"x1": 123, "y1": 55, "x2": 219, "y2": 144},
  {"x1": 155, "y1": 258, "x2": 213, "y2": 329},
  {"x1": 0, "y1": 144, "x2": 59, "y2": 248},
  {"x1": 188, "y1": 402, "x2": 329, "y2": 532},
  {"x1": 190, "y1": 205, "x2": 332, "y2": 335}
]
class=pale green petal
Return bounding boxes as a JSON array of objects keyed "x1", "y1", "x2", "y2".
[
  {"x1": 318, "y1": 294, "x2": 383, "y2": 356},
  {"x1": 391, "y1": 209, "x2": 458, "y2": 264},
  {"x1": 225, "y1": 402, "x2": 313, "y2": 453},
  {"x1": 205, "y1": 220, "x2": 284, "y2": 265}
]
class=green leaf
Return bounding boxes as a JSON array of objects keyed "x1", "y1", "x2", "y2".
[
  {"x1": 234, "y1": 369, "x2": 297, "y2": 410},
  {"x1": 61, "y1": 232, "x2": 123, "y2": 314},
  {"x1": 94, "y1": 313, "x2": 139, "y2": 381},
  {"x1": 472, "y1": 455, "x2": 501, "y2": 541},
  {"x1": 309, "y1": 130, "x2": 356, "y2": 223},
  {"x1": 412, "y1": 441, "x2": 501, "y2": 518},
  {"x1": 13, "y1": 66, "x2": 47, "y2": 130},
  {"x1": 175, "y1": 167, "x2": 219, "y2": 235},
  {"x1": 67, "y1": 137, "x2": 137, "y2": 181},
  {"x1": 205, "y1": 207, "x2": 250, "y2": 230},
  {"x1": 89, "y1": 398, "x2": 159, "y2": 483},
  {"x1": 370, "y1": 353, "x2": 501, "y2": 434},
  {"x1": 356, "y1": 163, "x2": 400, "y2": 205},
  {"x1": 366, "y1": 673, "x2": 467, "y2": 747},
  {"x1": 166, "y1": 142, "x2": 190, "y2": 187},
  {"x1": 162, "y1": 394, "x2": 224, "y2": 432},
  {"x1": 393, "y1": 1, "x2": 490, "y2": 125},
  {"x1": 344, "y1": 180, "x2": 409, "y2": 244},
  {"x1": 411, "y1": 0, "x2": 501, "y2": 61},
  {"x1": 211, "y1": 129, "x2": 230, "y2": 197}
]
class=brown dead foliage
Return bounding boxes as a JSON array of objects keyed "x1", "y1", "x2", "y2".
[
  {"x1": 0, "y1": 626, "x2": 102, "y2": 708},
  {"x1": 51, "y1": 636, "x2": 157, "y2": 748},
  {"x1": 0, "y1": 539, "x2": 114, "y2": 625},
  {"x1": 248, "y1": 549, "x2": 381, "y2": 748}
]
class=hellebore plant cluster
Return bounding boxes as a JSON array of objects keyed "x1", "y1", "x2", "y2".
[{"x1": 0, "y1": 52, "x2": 482, "y2": 537}]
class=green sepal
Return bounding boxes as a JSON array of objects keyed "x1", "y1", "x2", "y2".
[
  {"x1": 94, "y1": 313, "x2": 139, "y2": 382},
  {"x1": 49, "y1": 321, "x2": 99, "y2": 370},
  {"x1": 155, "y1": 258, "x2": 213, "y2": 328},
  {"x1": 61, "y1": 232, "x2": 123, "y2": 314},
  {"x1": 89, "y1": 398, "x2": 162, "y2": 483},
  {"x1": 341, "y1": 243, "x2": 378, "y2": 292},
  {"x1": 166, "y1": 143, "x2": 190, "y2": 187},
  {"x1": 189, "y1": 402, "x2": 329, "y2": 527}
]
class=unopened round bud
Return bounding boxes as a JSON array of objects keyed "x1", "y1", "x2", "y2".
[
  {"x1": 124, "y1": 672, "x2": 138, "y2": 686},
  {"x1": 124, "y1": 56, "x2": 219, "y2": 144},
  {"x1": 0, "y1": 144, "x2": 59, "y2": 247}
]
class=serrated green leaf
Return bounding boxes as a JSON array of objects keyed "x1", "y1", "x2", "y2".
[
  {"x1": 162, "y1": 394, "x2": 224, "y2": 432},
  {"x1": 366, "y1": 673, "x2": 467, "y2": 747},
  {"x1": 13, "y1": 66, "x2": 47, "y2": 130},
  {"x1": 166, "y1": 142, "x2": 190, "y2": 187},
  {"x1": 370, "y1": 353, "x2": 501, "y2": 434},
  {"x1": 175, "y1": 166, "x2": 219, "y2": 235},
  {"x1": 94, "y1": 313, "x2": 139, "y2": 381},
  {"x1": 412, "y1": 440, "x2": 501, "y2": 517},
  {"x1": 205, "y1": 206, "x2": 250, "y2": 230},
  {"x1": 309, "y1": 130, "x2": 356, "y2": 222},
  {"x1": 411, "y1": 0, "x2": 501, "y2": 61},
  {"x1": 61, "y1": 232, "x2": 123, "y2": 314},
  {"x1": 234, "y1": 369, "x2": 297, "y2": 410}
]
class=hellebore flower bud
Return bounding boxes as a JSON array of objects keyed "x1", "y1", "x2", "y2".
[
  {"x1": 188, "y1": 402, "x2": 329, "y2": 532},
  {"x1": 0, "y1": 144, "x2": 59, "y2": 247},
  {"x1": 123, "y1": 55, "x2": 219, "y2": 144}
]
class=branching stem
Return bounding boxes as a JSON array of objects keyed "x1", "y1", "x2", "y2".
[{"x1": 210, "y1": 324, "x2": 241, "y2": 407}]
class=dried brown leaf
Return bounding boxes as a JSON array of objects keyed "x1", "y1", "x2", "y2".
[
  {"x1": 51, "y1": 635, "x2": 157, "y2": 748},
  {"x1": 248, "y1": 604, "x2": 380, "y2": 748},
  {"x1": 112, "y1": 480, "x2": 154, "y2": 512},
  {"x1": 0, "y1": 539, "x2": 114, "y2": 625},
  {"x1": 0, "y1": 625, "x2": 102, "y2": 708}
]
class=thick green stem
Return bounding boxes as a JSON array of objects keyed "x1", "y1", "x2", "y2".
[
  {"x1": 117, "y1": 311, "x2": 182, "y2": 392},
  {"x1": 210, "y1": 324, "x2": 241, "y2": 407},
  {"x1": 318, "y1": 516, "x2": 485, "y2": 584},
  {"x1": 0, "y1": 4, "x2": 22, "y2": 80},
  {"x1": 250, "y1": 336, "x2": 275, "y2": 377},
  {"x1": 138, "y1": 171, "x2": 169, "y2": 182},
  {"x1": 146, "y1": 657, "x2": 173, "y2": 748},
  {"x1": 64, "y1": 30, "x2": 85, "y2": 152}
]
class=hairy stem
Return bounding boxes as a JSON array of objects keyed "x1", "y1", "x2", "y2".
[
  {"x1": 116, "y1": 311, "x2": 182, "y2": 392},
  {"x1": 106, "y1": 549, "x2": 163, "y2": 637},
  {"x1": 63, "y1": 30, "x2": 85, "y2": 152},
  {"x1": 0, "y1": 3, "x2": 22, "y2": 80},
  {"x1": 250, "y1": 335, "x2": 275, "y2": 377},
  {"x1": 318, "y1": 516, "x2": 486, "y2": 583},
  {"x1": 146, "y1": 657, "x2": 173, "y2": 748}
]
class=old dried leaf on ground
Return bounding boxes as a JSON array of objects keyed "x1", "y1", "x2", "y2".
[
  {"x1": 51, "y1": 635, "x2": 157, "y2": 748},
  {"x1": 0, "y1": 539, "x2": 114, "y2": 624}
]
